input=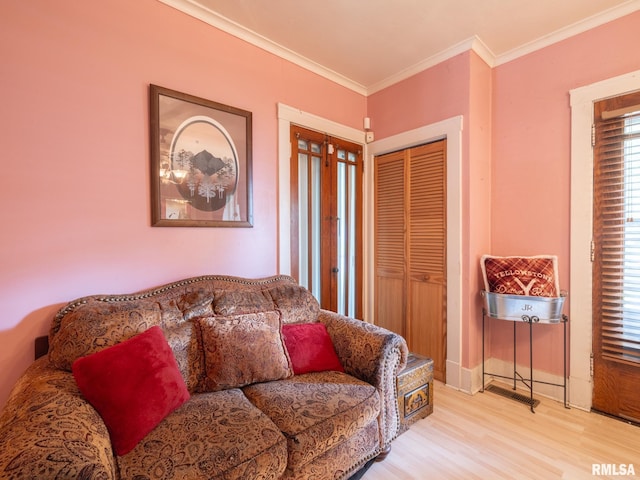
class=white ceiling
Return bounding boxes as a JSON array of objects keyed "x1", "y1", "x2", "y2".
[{"x1": 161, "y1": 0, "x2": 640, "y2": 94}]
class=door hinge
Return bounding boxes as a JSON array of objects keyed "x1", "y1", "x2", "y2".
[
  {"x1": 590, "y1": 240, "x2": 595, "y2": 262},
  {"x1": 591, "y1": 124, "x2": 596, "y2": 147},
  {"x1": 590, "y1": 352, "x2": 594, "y2": 377}
]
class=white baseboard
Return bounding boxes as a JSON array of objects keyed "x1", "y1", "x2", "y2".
[
  {"x1": 445, "y1": 359, "x2": 461, "y2": 391},
  {"x1": 475, "y1": 358, "x2": 569, "y2": 404},
  {"x1": 568, "y1": 375, "x2": 592, "y2": 412},
  {"x1": 445, "y1": 361, "x2": 478, "y2": 395},
  {"x1": 447, "y1": 358, "x2": 591, "y2": 409}
]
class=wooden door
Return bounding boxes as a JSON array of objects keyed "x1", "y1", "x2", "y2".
[
  {"x1": 374, "y1": 140, "x2": 447, "y2": 382},
  {"x1": 290, "y1": 125, "x2": 363, "y2": 318},
  {"x1": 592, "y1": 92, "x2": 640, "y2": 422},
  {"x1": 407, "y1": 142, "x2": 447, "y2": 382},
  {"x1": 374, "y1": 150, "x2": 406, "y2": 336}
]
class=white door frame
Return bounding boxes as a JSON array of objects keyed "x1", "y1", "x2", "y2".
[
  {"x1": 277, "y1": 105, "x2": 465, "y2": 390},
  {"x1": 277, "y1": 103, "x2": 364, "y2": 276},
  {"x1": 569, "y1": 69, "x2": 640, "y2": 411},
  {"x1": 365, "y1": 117, "x2": 464, "y2": 391}
]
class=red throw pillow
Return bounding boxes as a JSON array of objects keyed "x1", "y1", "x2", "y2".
[
  {"x1": 72, "y1": 326, "x2": 190, "y2": 456},
  {"x1": 282, "y1": 323, "x2": 344, "y2": 375}
]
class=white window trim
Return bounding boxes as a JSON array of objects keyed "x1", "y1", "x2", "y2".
[{"x1": 569, "y1": 69, "x2": 640, "y2": 411}]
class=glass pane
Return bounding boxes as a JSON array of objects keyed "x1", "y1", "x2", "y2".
[
  {"x1": 347, "y1": 163, "x2": 357, "y2": 318},
  {"x1": 297, "y1": 153, "x2": 309, "y2": 289},
  {"x1": 348, "y1": 152, "x2": 356, "y2": 162},
  {"x1": 298, "y1": 139, "x2": 307, "y2": 150},
  {"x1": 337, "y1": 149, "x2": 346, "y2": 160},
  {"x1": 337, "y1": 161, "x2": 346, "y2": 315},
  {"x1": 297, "y1": 150, "x2": 322, "y2": 303},
  {"x1": 335, "y1": 157, "x2": 359, "y2": 317},
  {"x1": 311, "y1": 155, "x2": 322, "y2": 301},
  {"x1": 623, "y1": 115, "x2": 640, "y2": 344},
  {"x1": 311, "y1": 142, "x2": 321, "y2": 154}
]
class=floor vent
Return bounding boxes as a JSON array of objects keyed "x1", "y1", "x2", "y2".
[{"x1": 485, "y1": 384, "x2": 540, "y2": 408}]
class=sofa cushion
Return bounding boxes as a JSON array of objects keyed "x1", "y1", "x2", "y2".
[
  {"x1": 48, "y1": 297, "x2": 206, "y2": 392},
  {"x1": 163, "y1": 321, "x2": 204, "y2": 392},
  {"x1": 72, "y1": 326, "x2": 190, "y2": 456},
  {"x1": 280, "y1": 420, "x2": 380, "y2": 480},
  {"x1": 117, "y1": 389, "x2": 288, "y2": 480},
  {"x1": 243, "y1": 371, "x2": 380, "y2": 473},
  {"x1": 267, "y1": 283, "x2": 320, "y2": 324},
  {"x1": 49, "y1": 301, "x2": 163, "y2": 371},
  {"x1": 0, "y1": 360, "x2": 118, "y2": 479},
  {"x1": 282, "y1": 322, "x2": 344, "y2": 375},
  {"x1": 198, "y1": 311, "x2": 292, "y2": 392},
  {"x1": 176, "y1": 289, "x2": 215, "y2": 320},
  {"x1": 213, "y1": 288, "x2": 275, "y2": 316}
]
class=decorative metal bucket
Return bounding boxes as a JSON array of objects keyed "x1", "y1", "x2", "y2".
[{"x1": 481, "y1": 291, "x2": 566, "y2": 323}]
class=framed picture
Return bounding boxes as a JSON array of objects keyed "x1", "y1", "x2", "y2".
[{"x1": 150, "y1": 84, "x2": 253, "y2": 227}]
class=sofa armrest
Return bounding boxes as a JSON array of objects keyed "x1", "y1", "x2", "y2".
[
  {"x1": 318, "y1": 310, "x2": 409, "y2": 450},
  {"x1": 0, "y1": 357, "x2": 118, "y2": 479}
]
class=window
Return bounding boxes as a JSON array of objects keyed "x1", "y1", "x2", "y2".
[{"x1": 593, "y1": 91, "x2": 640, "y2": 364}]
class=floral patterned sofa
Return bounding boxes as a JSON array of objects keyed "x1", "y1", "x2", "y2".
[{"x1": 0, "y1": 275, "x2": 408, "y2": 480}]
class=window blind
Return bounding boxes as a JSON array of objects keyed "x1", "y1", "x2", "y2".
[{"x1": 594, "y1": 92, "x2": 640, "y2": 365}]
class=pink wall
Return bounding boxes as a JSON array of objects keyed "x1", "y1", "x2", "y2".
[
  {"x1": 2, "y1": 0, "x2": 639, "y2": 411},
  {"x1": 465, "y1": 53, "x2": 493, "y2": 368},
  {"x1": 368, "y1": 53, "x2": 470, "y2": 139},
  {"x1": 0, "y1": 0, "x2": 365, "y2": 409},
  {"x1": 368, "y1": 11, "x2": 640, "y2": 379},
  {"x1": 368, "y1": 51, "x2": 493, "y2": 371},
  {"x1": 491, "y1": 10, "x2": 640, "y2": 375}
]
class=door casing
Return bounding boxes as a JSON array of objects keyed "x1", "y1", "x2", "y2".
[
  {"x1": 277, "y1": 103, "x2": 465, "y2": 391},
  {"x1": 570, "y1": 68, "x2": 640, "y2": 411}
]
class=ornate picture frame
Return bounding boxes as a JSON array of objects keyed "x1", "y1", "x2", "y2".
[{"x1": 150, "y1": 85, "x2": 253, "y2": 227}]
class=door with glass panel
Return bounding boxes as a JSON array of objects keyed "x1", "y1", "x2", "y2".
[
  {"x1": 290, "y1": 125, "x2": 363, "y2": 318},
  {"x1": 592, "y1": 91, "x2": 640, "y2": 422}
]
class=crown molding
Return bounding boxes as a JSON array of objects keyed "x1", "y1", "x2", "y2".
[
  {"x1": 157, "y1": 0, "x2": 368, "y2": 95},
  {"x1": 159, "y1": 0, "x2": 640, "y2": 96},
  {"x1": 495, "y1": 0, "x2": 640, "y2": 66},
  {"x1": 366, "y1": 36, "x2": 496, "y2": 95}
]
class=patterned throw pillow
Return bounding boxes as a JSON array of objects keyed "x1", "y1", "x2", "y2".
[
  {"x1": 481, "y1": 254, "x2": 560, "y2": 297},
  {"x1": 72, "y1": 326, "x2": 190, "y2": 456},
  {"x1": 198, "y1": 311, "x2": 292, "y2": 392}
]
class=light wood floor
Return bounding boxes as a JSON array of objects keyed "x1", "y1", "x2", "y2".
[{"x1": 365, "y1": 381, "x2": 640, "y2": 479}]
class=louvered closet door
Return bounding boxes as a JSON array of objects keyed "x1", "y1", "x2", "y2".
[
  {"x1": 374, "y1": 140, "x2": 447, "y2": 382},
  {"x1": 408, "y1": 141, "x2": 446, "y2": 382},
  {"x1": 374, "y1": 151, "x2": 406, "y2": 336}
]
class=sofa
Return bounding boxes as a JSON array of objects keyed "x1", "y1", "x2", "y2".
[{"x1": 0, "y1": 275, "x2": 408, "y2": 480}]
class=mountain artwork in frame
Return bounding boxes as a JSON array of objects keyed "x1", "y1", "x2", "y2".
[{"x1": 150, "y1": 84, "x2": 253, "y2": 227}]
